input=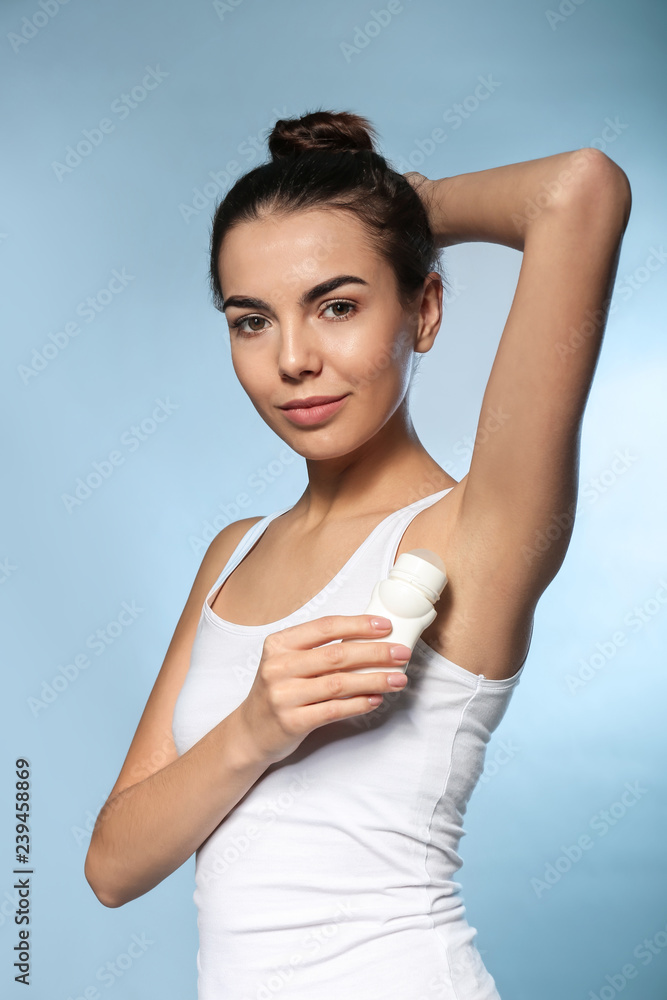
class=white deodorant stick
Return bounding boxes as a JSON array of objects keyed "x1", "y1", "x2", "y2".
[{"x1": 343, "y1": 547, "x2": 448, "y2": 676}]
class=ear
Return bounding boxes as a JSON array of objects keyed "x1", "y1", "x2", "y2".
[{"x1": 414, "y1": 272, "x2": 443, "y2": 354}]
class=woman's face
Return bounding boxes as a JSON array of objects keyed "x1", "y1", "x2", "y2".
[{"x1": 217, "y1": 207, "x2": 440, "y2": 460}]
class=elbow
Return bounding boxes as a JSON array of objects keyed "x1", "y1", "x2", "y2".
[
  {"x1": 564, "y1": 148, "x2": 632, "y2": 231},
  {"x1": 616, "y1": 165, "x2": 632, "y2": 230},
  {"x1": 84, "y1": 847, "x2": 125, "y2": 909},
  {"x1": 589, "y1": 147, "x2": 632, "y2": 229}
]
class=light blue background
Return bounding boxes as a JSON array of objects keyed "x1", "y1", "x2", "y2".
[{"x1": 1, "y1": 0, "x2": 665, "y2": 997}]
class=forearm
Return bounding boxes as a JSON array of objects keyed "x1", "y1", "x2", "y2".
[
  {"x1": 429, "y1": 148, "x2": 609, "y2": 251},
  {"x1": 84, "y1": 706, "x2": 271, "y2": 908}
]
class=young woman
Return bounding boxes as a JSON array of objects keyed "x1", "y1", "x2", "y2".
[{"x1": 85, "y1": 110, "x2": 631, "y2": 998}]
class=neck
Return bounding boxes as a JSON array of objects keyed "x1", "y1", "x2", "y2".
[{"x1": 293, "y1": 401, "x2": 455, "y2": 527}]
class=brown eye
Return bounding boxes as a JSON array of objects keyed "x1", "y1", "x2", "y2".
[
  {"x1": 322, "y1": 300, "x2": 357, "y2": 320},
  {"x1": 232, "y1": 315, "x2": 268, "y2": 337}
]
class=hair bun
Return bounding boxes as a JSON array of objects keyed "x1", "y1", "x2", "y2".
[{"x1": 268, "y1": 109, "x2": 379, "y2": 160}]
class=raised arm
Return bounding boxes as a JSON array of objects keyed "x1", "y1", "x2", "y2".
[{"x1": 414, "y1": 149, "x2": 631, "y2": 599}]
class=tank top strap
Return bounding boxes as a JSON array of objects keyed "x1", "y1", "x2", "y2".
[
  {"x1": 376, "y1": 485, "x2": 455, "y2": 580},
  {"x1": 205, "y1": 486, "x2": 456, "y2": 608},
  {"x1": 205, "y1": 505, "x2": 291, "y2": 606}
]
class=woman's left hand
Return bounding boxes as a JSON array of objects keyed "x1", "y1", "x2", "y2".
[
  {"x1": 403, "y1": 171, "x2": 438, "y2": 229},
  {"x1": 403, "y1": 170, "x2": 427, "y2": 185},
  {"x1": 403, "y1": 170, "x2": 430, "y2": 196}
]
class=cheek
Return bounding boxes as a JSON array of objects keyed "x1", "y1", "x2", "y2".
[
  {"x1": 230, "y1": 347, "x2": 266, "y2": 392},
  {"x1": 351, "y1": 335, "x2": 412, "y2": 394}
]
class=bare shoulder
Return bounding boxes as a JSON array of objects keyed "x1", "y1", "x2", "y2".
[{"x1": 206, "y1": 514, "x2": 267, "y2": 567}]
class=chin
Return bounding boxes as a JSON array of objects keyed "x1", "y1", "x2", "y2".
[{"x1": 287, "y1": 440, "x2": 353, "y2": 461}]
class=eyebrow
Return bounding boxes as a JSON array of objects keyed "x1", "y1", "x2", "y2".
[{"x1": 221, "y1": 274, "x2": 370, "y2": 314}]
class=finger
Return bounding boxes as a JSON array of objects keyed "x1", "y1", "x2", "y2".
[
  {"x1": 285, "y1": 636, "x2": 412, "y2": 684},
  {"x1": 265, "y1": 614, "x2": 392, "y2": 654},
  {"x1": 295, "y1": 696, "x2": 380, "y2": 733},
  {"x1": 319, "y1": 665, "x2": 410, "y2": 703},
  {"x1": 296, "y1": 685, "x2": 397, "y2": 731}
]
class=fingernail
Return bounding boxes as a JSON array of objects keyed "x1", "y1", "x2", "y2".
[
  {"x1": 388, "y1": 673, "x2": 408, "y2": 686},
  {"x1": 371, "y1": 617, "x2": 392, "y2": 629},
  {"x1": 390, "y1": 644, "x2": 412, "y2": 660}
]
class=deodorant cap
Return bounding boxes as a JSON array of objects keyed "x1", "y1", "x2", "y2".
[{"x1": 389, "y1": 548, "x2": 448, "y2": 603}]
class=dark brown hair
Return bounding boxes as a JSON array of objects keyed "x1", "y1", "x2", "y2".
[{"x1": 209, "y1": 108, "x2": 448, "y2": 317}]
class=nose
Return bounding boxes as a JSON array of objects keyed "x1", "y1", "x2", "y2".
[{"x1": 277, "y1": 322, "x2": 323, "y2": 381}]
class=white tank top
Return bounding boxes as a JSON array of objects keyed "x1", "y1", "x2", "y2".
[{"x1": 172, "y1": 487, "x2": 526, "y2": 999}]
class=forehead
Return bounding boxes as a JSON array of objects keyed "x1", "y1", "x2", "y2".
[{"x1": 218, "y1": 208, "x2": 387, "y2": 292}]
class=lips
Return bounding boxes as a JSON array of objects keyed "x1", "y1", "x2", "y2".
[
  {"x1": 278, "y1": 394, "x2": 349, "y2": 426},
  {"x1": 279, "y1": 394, "x2": 348, "y2": 410}
]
